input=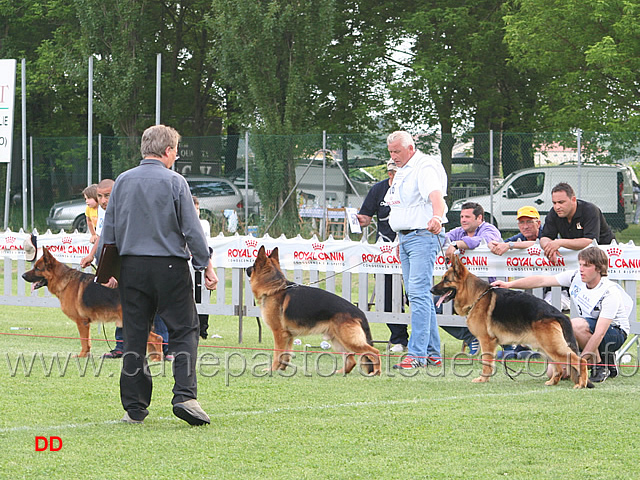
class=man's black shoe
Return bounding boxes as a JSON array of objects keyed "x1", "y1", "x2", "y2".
[
  {"x1": 603, "y1": 353, "x2": 618, "y2": 378},
  {"x1": 589, "y1": 363, "x2": 610, "y2": 383}
]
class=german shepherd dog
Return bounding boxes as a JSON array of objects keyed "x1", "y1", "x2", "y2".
[
  {"x1": 22, "y1": 248, "x2": 163, "y2": 359},
  {"x1": 431, "y1": 255, "x2": 592, "y2": 388},
  {"x1": 246, "y1": 246, "x2": 381, "y2": 375}
]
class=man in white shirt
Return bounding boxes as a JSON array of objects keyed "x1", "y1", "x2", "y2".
[
  {"x1": 384, "y1": 131, "x2": 448, "y2": 369},
  {"x1": 493, "y1": 247, "x2": 631, "y2": 382}
]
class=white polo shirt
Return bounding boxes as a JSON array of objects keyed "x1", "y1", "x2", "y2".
[{"x1": 384, "y1": 150, "x2": 448, "y2": 231}]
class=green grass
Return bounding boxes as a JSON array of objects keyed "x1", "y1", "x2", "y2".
[{"x1": 1, "y1": 306, "x2": 639, "y2": 479}]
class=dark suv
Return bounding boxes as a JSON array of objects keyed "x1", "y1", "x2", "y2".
[{"x1": 449, "y1": 157, "x2": 491, "y2": 202}]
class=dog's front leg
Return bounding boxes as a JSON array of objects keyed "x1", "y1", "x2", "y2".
[
  {"x1": 472, "y1": 337, "x2": 498, "y2": 383},
  {"x1": 269, "y1": 329, "x2": 292, "y2": 372}
]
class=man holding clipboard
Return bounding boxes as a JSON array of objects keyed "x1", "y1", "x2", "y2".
[{"x1": 99, "y1": 125, "x2": 218, "y2": 426}]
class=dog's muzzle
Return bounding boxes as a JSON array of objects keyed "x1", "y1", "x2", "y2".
[{"x1": 22, "y1": 272, "x2": 48, "y2": 290}]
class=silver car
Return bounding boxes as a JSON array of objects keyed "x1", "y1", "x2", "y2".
[
  {"x1": 46, "y1": 176, "x2": 244, "y2": 233},
  {"x1": 185, "y1": 176, "x2": 245, "y2": 222},
  {"x1": 46, "y1": 198, "x2": 89, "y2": 233}
]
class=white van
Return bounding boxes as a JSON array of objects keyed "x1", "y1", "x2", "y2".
[{"x1": 448, "y1": 163, "x2": 637, "y2": 231}]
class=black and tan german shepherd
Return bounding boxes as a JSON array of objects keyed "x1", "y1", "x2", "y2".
[
  {"x1": 22, "y1": 248, "x2": 163, "y2": 359},
  {"x1": 432, "y1": 255, "x2": 592, "y2": 388},
  {"x1": 246, "y1": 246, "x2": 381, "y2": 375}
]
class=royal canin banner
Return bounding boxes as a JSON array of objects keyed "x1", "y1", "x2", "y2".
[
  {"x1": 1, "y1": 231, "x2": 639, "y2": 280},
  {"x1": 0, "y1": 230, "x2": 92, "y2": 263}
]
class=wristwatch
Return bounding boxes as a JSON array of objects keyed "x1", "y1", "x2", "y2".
[{"x1": 508, "y1": 242, "x2": 514, "y2": 250}]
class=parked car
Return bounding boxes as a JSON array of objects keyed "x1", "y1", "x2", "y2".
[
  {"x1": 184, "y1": 176, "x2": 245, "y2": 222},
  {"x1": 224, "y1": 168, "x2": 261, "y2": 215},
  {"x1": 46, "y1": 197, "x2": 88, "y2": 232},
  {"x1": 46, "y1": 176, "x2": 245, "y2": 233}
]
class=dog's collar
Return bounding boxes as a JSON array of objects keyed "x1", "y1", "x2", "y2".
[{"x1": 466, "y1": 286, "x2": 496, "y2": 316}]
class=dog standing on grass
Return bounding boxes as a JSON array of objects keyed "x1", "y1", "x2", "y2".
[
  {"x1": 247, "y1": 246, "x2": 381, "y2": 375},
  {"x1": 431, "y1": 255, "x2": 592, "y2": 388},
  {"x1": 22, "y1": 248, "x2": 163, "y2": 359}
]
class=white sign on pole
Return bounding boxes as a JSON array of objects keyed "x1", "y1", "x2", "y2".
[{"x1": 0, "y1": 59, "x2": 16, "y2": 164}]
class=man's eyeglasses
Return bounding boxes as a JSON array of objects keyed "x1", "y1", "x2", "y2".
[{"x1": 517, "y1": 220, "x2": 537, "y2": 225}]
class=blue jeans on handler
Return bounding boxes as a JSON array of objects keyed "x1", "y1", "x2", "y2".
[{"x1": 399, "y1": 229, "x2": 444, "y2": 364}]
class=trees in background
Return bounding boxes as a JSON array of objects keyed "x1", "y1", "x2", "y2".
[
  {"x1": 211, "y1": 0, "x2": 337, "y2": 235},
  {"x1": 504, "y1": 0, "x2": 640, "y2": 133}
]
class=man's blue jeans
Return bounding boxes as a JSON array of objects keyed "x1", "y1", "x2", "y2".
[{"x1": 398, "y1": 229, "x2": 444, "y2": 363}]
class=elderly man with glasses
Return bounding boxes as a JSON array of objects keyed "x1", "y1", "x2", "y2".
[{"x1": 488, "y1": 205, "x2": 542, "y2": 255}]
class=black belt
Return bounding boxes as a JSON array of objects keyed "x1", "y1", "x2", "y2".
[{"x1": 399, "y1": 229, "x2": 418, "y2": 235}]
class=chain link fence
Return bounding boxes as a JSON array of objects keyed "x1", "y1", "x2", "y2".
[{"x1": 2, "y1": 131, "x2": 640, "y2": 239}]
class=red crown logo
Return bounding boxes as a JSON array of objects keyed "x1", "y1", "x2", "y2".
[
  {"x1": 312, "y1": 242, "x2": 324, "y2": 251},
  {"x1": 245, "y1": 239, "x2": 258, "y2": 248},
  {"x1": 527, "y1": 246, "x2": 541, "y2": 256},
  {"x1": 5, "y1": 236, "x2": 15, "y2": 244},
  {"x1": 379, "y1": 244, "x2": 394, "y2": 253},
  {"x1": 62, "y1": 237, "x2": 72, "y2": 244},
  {"x1": 607, "y1": 247, "x2": 622, "y2": 257}
]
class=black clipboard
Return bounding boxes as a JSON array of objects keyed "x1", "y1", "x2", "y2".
[{"x1": 94, "y1": 244, "x2": 121, "y2": 283}]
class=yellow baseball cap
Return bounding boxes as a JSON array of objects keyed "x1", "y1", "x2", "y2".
[{"x1": 517, "y1": 206, "x2": 540, "y2": 219}]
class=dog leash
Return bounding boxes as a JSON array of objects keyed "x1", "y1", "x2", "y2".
[
  {"x1": 466, "y1": 286, "x2": 496, "y2": 316},
  {"x1": 305, "y1": 226, "x2": 446, "y2": 287},
  {"x1": 101, "y1": 322, "x2": 113, "y2": 351}
]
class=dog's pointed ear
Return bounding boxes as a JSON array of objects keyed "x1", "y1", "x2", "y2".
[
  {"x1": 268, "y1": 247, "x2": 279, "y2": 263},
  {"x1": 451, "y1": 253, "x2": 462, "y2": 273},
  {"x1": 42, "y1": 247, "x2": 54, "y2": 264},
  {"x1": 255, "y1": 245, "x2": 267, "y2": 264}
]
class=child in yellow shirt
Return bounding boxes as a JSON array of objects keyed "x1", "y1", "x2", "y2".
[{"x1": 82, "y1": 184, "x2": 99, "y2": 243}]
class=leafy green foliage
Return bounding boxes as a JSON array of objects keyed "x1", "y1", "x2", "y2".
[
  {"x1": 504, "y1": 0, "x2": 640, "y2": 131},
  {"x1": 211, "y1": 0, "x2": 337, "y2": 235}
]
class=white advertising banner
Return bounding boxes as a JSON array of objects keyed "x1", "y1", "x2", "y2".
[
  {"x1": 0, "y1": 59, "x2": 16, "y2": 164},
  {"x1": 2, "y1": 231, "x2": 639, "y2": 280}
]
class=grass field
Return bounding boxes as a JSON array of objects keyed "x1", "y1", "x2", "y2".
[{"x1": 1, "y1": 305, "x2": 639, "y2": 479}]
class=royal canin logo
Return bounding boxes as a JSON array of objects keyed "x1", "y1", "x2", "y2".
[
  {"x1": 527, "y1": 246, "x2": 541, "y2": 256},
  {"x1": 607, "y1": 247, "x2": 622, "y2": 257},
  {"x1": 5, "y1": 236, "x2": 15, "y2": 244},
  {"x1": 312, "y1": 242, "x2": 324, "y2": 251},
  {"x1": 379, "y1": 244, "x2": 394, "y2": 253},
  {"x1": 245, "y1": 239, "x2": 258, "y2": 248},
  {"x1": 62, "y1": 237, "x2": 72, "y2": 244}
]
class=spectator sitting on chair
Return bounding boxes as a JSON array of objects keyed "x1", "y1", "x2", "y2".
[
  {"x1": 440, "y1": 202, "x2": 501, "y2": 354},
  {"x1": 357, "y1": 158, "x2": 408, "y2": 353},
  {"x1": 488, "y1": 205, "x2": 542, "y2": 255}
]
